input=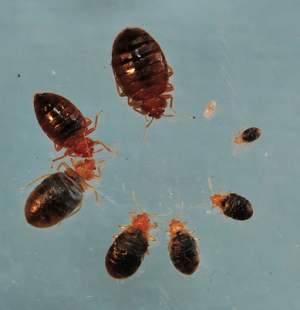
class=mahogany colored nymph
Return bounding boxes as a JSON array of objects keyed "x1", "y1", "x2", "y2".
[
  {"x1": 165, "y1": 204, "x2": 200, "y2": 275},
  {"x1": 105, "y1": 191, "x2": 159, "y2": 279}
]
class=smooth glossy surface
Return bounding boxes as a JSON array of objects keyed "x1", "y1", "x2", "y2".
[
  {"x1": 220, "y1": 193, "x2": 254, "y2": 221},
  {"x1": 25, "y1": 172, "x2": 84, "y2": 228},
  {"x1": 105, "y1": 228, "x2": 149, "y2": 279},
  {"x1": 204, "y1": 100, "x2": 216, "y2": 118},
  {"x1": 34, "y1": 92, "x2": 111, "y2": 160},
  {"x1": 168, "y1": 231, "x2": 200, "y2": 275},
  {"x1": 112, "y1": 27, "x2": 169, "y2": 101}
]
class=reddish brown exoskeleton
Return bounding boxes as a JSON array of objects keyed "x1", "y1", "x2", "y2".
[
  {"x1": 21, "y1": 155, "x2": 115, "y2": 228},
  {"x1": 165, "y1": 204, "x2": 200, "y2": 275},
  {"x1": 111, "y1": 27, "x2": 191, "y2": 143},
  {"x1": 105, "y1": 191, "x2": 169, "y2": 279},
  {"x1": 34, "y1": 92, "x2": 114, "y2": 164}
]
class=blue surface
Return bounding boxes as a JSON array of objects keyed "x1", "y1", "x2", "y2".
[{"x1": 1, "y1": 0, "x2": 300, "y2": 309}]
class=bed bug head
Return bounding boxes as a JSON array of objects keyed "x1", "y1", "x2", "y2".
[
  {"x1": 165, "y1": 202, "x2": 187, "y2": 234},
  {"x1": 194, "y1": 178, "x2": 226, "y2": 209},
  {"x1": 130, "y1": 191, "x2": 171, "y2": 235},
  {"x1": 131, "y1": 212, "x2": 152, "y2": 232},
  {"x1": 232, "y1": 126, "x2": 247, "y2": 156},
  {"x1": 71, "y1": 158, "x2": 97, "y2": 181},
  {"x1": 130, "y1": 191, "x2": 153, "y2": 233},
  {"x1": 207, "y1": 178, "x2": 232, "y2": 210},
  {"x1": 142, "y1": 94, "x2": 166, "y2": 119}
]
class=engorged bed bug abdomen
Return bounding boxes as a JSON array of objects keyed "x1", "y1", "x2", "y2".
[
  {"x1": 111, "y1": 27, "x2": 192, "y2": 143},
  {"x1": 241, "y1": 127, "x2": 262, "y2": 143},
  {"x1": 220, "y1": 193, "x2": 254, "y2": 221},
  {"x1": 169, "y1": 231, "x2": 200, "y2": 275},
  {"x1": 34, "y1": 93, "x2": 86, "y2": 146},
  {"x1": 112, "y1": 27, "x2": 169, "y2": 100},
  {"x1": 105, "y1": 228, "x2": 149, "y2": 279},
  {"x1": 33, "y1": 92, "x2": 114, "y2": 163},
  {"x1": 24, "y1": 172, "x2": 85, "y2": 228}
]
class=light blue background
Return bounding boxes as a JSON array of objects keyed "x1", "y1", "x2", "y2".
[{"x1": 1, "y1": 0, "x2": 299, "y2": 309}]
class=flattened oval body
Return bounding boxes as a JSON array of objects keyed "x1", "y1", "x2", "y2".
[
  {"x1": 34, "y1": 93, "x2": 86, "y2": 146},
  {"x1": 105, "y1": 228, "x2": 149, "y2": 279},
  {"x1": 169, "y1": 231, "x2": 200, "y2": 275},
  {"x1": 221, "y1": 193, "x2": 253, "y2": 221},
  {"x1": 24, "y1": 172, "x2": 84, "y2": 228},
  {"x1": 112, "y1": 27, "x2": 169, "y2": 101},
  {"x1": 241, "y1": 127, "x2": 262, "y2": 143}
]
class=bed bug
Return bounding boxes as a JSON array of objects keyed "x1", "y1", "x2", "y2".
[
  {"x1": 21, "y1": 155, "x2": 114, "y2": 228},
  {"x1": 34, "y1": 92, "x2": 113, "y2": 164},
  {"x1": 197, "y1": 178, "x2": 254, "y2": 221},
  {"x1": 165, "y1": 203, "x2": 200, "y2": 275},
  {"x1": 111, "y1": 27, "x2": 191, "y2": 142},
  {"x1": 105, "y1": 191, "x2": 167, "y2": 279},
  {"x1": 203, "y1": 100, "x2": 216, "y2": 118},
  {"x1": 233, "y1": 126, "x2": 262, "y2": 156}
]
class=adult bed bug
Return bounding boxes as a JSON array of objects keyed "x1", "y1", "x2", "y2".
[
  {"x1": 105, "y1": 191, "x2": 166, "y2": 279},
  {"x1": 199, "y1": 178, "x2": 254, "y2": 221},
  {"x1": 165, "y1": 204, "x2": 200, "y2": 275},
  {"x1": 233, "y1": 126, "x2": 262, "y2": 156},
  {"x1": 111, "y1": 27, "x2": 191, "y2": 142},
  {"x1": 21, "y1": 155, "x2": 114, "y2": 228},
  {"x1": 34, "y1": 92, "x2": 113, "y2": 163}
]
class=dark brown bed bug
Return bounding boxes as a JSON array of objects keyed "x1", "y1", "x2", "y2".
[
  {"x1": 111, "y1": 27, "x2": 191, "y2": 142},
  {"x1": 165, "y1": 204, "x2": 200, "y2": 275},
  {"x1": 205, "y1": 178, "x2": 254, "y2": 221},
  {"x1": 105, "y1": 191, "x2": 160, "y2": 279},
  {"x1": 233, "y1": 126, "x2": 262, "y2": 156},
  {"x1": 34, "y1": 92, "x2": 113, "y2": 164},
  {"x1": 21, "y1": 155, "x2": 114, "y2": 228}
]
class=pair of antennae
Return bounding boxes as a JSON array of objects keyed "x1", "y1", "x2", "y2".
[
  {"x1": 195, "y1": 178, "x2": 214, "y2": 208},
  {"x1": 132, "y1": 191, "x2": 171, "y2": 218}
]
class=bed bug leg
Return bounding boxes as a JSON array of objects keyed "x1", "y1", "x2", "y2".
[
  {"x1": 85, "y1": 110, "x2": 103, "y2": 135},
  {"x1": 19, "y1": 174, "x2": 53, "y2": 189},
  {"x1": 54, "y1": 143, "x2": 64, "y2": 152},
  {"x1": 162, "y1": 94, "x2": 176, "y2": 113},
  {"x1": 86, "y1": 183, "x2": 103, "y2": 206},
  {"x1": 115, "y1": 80, "x2": 126, "y2": 97},
  {"x1": 167, "y1": 65, "x2": 174, "y2": 77},
  {"x1": 142, "y1": 118, "x2": 155, "y2": 144}
]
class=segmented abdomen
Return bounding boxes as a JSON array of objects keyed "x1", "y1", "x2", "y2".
[
  {"x1": 169, "y1": 231, "x2": 200, "y2": 275},
  {"x1": 112, "y1": 27, "x2": 169, "y2": 101},
  {"x1": 24, "y1": 172, "x2": 84, "y2": 228},
  {"x1": 242, "y1": 127, "x2": 261, "y2": 143},
  {"x1": 105, "y1": 228, "x2": 149, "y2": 279},
  {"x1": 34, "y1": 93, "x2": 86, "y2": 146},
  {"x1": 222, "y1": 193, "x2": 253, "y2": 221}
]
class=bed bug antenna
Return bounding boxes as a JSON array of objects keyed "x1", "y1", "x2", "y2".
[{"x1": 195, "y1": 178, "x2": 214, "y2": 208}]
